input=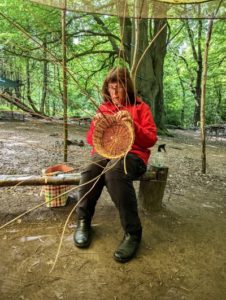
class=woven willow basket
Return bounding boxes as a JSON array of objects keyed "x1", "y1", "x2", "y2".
[{"x1": 93, "y1": 112, "x2": 134, "y2": 159}]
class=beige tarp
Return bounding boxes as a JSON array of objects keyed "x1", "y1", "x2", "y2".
[{"x1": 29, "y1": 0, "x2": 225, "y2": 18}]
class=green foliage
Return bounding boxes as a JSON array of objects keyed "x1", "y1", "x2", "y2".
[
  {"x1": 0, "y1": 104, "x2": 12, "y2": 110},
  {"x1": 164, "y1": 19, "x2": 226, "y2": 127},
  {"x1": 0, "y1": 1, "x2": 225, "y2": 127}
]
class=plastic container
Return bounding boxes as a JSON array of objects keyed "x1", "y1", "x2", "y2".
[{"x1": 151, "y1": 144, "x2": 167, "y2": 168}]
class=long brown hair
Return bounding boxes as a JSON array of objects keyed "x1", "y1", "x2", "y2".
[{"x1": 102, "y1": 67, "x2": 136, "y2": 104}]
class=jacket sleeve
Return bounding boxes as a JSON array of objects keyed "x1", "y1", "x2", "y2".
[
  {"x1": 133, "y1": 103, "x2": 158, "y2": 149},
  {"x1": 86, "y1": 120, "x2": 95, "y2": 146}
]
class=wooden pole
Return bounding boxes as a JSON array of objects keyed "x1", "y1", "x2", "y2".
[
  {"x1": 200, "y1": 20, "x2": 213, "y2": 174},
  {"x1": 62, "y1": 0, "x2": 68, "y2": 162}
]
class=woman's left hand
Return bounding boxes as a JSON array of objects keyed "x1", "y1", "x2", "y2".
[{"x1": 115, "y1": 110, "x2": 133, "y2": 124}]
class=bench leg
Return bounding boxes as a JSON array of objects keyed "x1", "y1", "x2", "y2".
[{"x1": 138, "y1": 167, "x2": 168, "y2": 212}]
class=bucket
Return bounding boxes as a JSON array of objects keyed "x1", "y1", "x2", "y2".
[{"x1": 43, "y1": 164, "x2": 73, "y2": 208}]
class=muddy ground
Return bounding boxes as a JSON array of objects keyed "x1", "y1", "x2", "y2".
[{"x1": 0, "y1": 119, "x2": 226, "y2": 300}]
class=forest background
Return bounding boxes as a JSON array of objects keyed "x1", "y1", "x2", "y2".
[{"x1": 0, "y1": 0, "x2": 225, "y2": 131}]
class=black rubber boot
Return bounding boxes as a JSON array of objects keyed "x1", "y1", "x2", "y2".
[
  {"x1": 74, "y1": 219, "x2": 92, "y2": 248},
  {"x1": 113, "y1": 233, "x2": 141, "y2": 263}
]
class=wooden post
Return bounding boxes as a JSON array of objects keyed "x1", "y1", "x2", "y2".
[
  {"x1": 62, "y1": 0, "x2": 68, "y2": 162},
  {"x1": 139, "y1": 166, "x2": 168, "y2": 212}
]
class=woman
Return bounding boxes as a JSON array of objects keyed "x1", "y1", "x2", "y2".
[{"x1": 74, "y1": 67, "x2": 157, "y2": 263}]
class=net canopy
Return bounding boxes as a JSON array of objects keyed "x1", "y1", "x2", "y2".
[{"x1": 29, "y1": 0, "x2": 225, "y2": 19}]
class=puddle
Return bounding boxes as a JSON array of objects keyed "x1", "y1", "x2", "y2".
[
  {"x1": 202, "y1": 204, "x2": 215, "y2": 209},
  {"x1": 9, "y1": 142, "x2": 27, "y2": 147},
  {"x1": 20, "y1": 234, "x2": 78, "y2": 244},
  {"x1": 68, "y1": 223, "x2": 100, "y2": 229},
  {"x1": 27, "y1": 140, "x2": 40, "y2": 144},
  {"x1": 20, "y1": 235, "x2": 49, "y2": 242},
  {"x1": 6, "y1": 229, "x2": 19, "y2": 233},
  {"x1": 202, "y1": 203, "x2": 222, "y2": 209},
  {"x1": 64, "y1": 234, "x2": 73, "y2": 242}
]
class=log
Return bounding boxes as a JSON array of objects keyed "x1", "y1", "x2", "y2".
[
  {"x1": 138, "y1": 166, "x2": 168, "y2": 212},
  {"x1": 0, "y1": 170, "x2": 158, "y2": 187},
  {"x1": 0, "y1": 173, "x2": 81, "y2": 187}
]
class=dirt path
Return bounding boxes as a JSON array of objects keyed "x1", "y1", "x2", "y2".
[{"x1": 0, "y1": 120, "x2": 226, "y2": 300}]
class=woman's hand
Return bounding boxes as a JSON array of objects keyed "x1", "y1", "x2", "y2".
[{"x1": 115, "y1": 110, "x2": 133, "y2": 124}]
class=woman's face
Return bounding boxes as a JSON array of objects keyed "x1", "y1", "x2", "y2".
[{"x1": 108, "y1": 82, "x2": 126, "y2": 106}]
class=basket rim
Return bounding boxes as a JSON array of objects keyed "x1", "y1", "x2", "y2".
[{"x1": 44, "y1": 164, "x2": 73, "y2": 175}]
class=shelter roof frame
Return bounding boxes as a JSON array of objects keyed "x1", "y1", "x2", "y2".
[{"x1": 29, "y1": 0, "x2": 226, "y2": 19}]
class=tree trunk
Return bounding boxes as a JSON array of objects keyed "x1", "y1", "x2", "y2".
[
  {"x1": 214, "y1": 80, "x2": 222, "y2": 117},
  {"x1": 14, "y1": 72, "x2": 22, "y2": 99},
  {"x1": 119, "y1": 17, "x2": 132, "y2": 64},
  {"x1": 151, "y1": 19, "x2": 167, "y2": 130},
  {"x1": 121, "y1": 16, "x2": 167, "y2": 130},
  {"x1": 184, "y1": 20, "x2": 203, "y2": 126},
  {"x1": 40, "y1": 37, "x2": 48, "y2": 114},
  {"x1": 26, "y1": 59, "x2": 40, "y2": 113},
  {"x1": 174, "y1": 59, "x2": 186, "y2": 126},
  {"x1": 193, "y1": 22, "x2": 203, "y2": 126}
]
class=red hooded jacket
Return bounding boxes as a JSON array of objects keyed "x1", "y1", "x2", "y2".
[{"x1": 86, "y1": 98, "x2": 158, "y2": 165}]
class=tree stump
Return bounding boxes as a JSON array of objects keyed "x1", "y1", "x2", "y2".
[{"x1": 139, "y1": 166, "x2": 168, "y2": 212}]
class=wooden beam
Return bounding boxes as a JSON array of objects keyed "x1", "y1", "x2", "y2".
[
  {"x1": 0, "y1": 169, "x2": 162, "y2": 187},
  {"x1": 0, "y1": 173, "x2": 81, "y2": 187}
]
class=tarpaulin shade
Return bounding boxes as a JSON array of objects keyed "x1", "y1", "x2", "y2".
[
  {"x1": 0, "y1": 77, "x2": 20, "y2": 89},
  {"x1": 29, "y1": 0, "x2": 226, "y2": 18}
]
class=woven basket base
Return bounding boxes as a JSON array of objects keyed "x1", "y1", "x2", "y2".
[{"x1": 93, "y1": 114, "x2": 134, "y2": 159}]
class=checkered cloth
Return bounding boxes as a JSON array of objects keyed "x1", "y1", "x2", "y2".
[{"x1": 44, "y1": 185, "x2": 69, "y2": 207}]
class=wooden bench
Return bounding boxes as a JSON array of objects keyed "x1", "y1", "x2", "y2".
[
  {"x1": 0, "y1": 166, "x2": 168, "y2": 212},
  {"x1": 0, "y1": 110, "x2": 25, "y2": 122},
  {"x1": 206, "y1": 124, "x2": 226, "y2": 138},
  {"x1": 69, "y1": 116, "x2": 91, "y2": 126}
]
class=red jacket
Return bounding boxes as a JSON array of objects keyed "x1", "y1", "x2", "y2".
[{"x1": 86, "y1": 98, "x2": 158, "y2": 165}]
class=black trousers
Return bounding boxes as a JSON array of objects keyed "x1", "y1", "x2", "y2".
[{"x1": 76, "y1": 153, "x2": 146, "y2": 237}]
